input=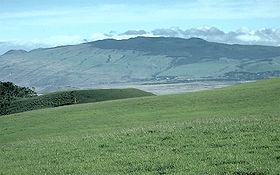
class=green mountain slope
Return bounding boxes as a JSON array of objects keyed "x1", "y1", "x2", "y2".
[
  {"x1": 0, "y1": 88, "x2": 153, "y2": 116},
  {"x1": 1, "y1": 37, "x2": 280, "y2": 93},
  {"x1": 1, "y1": 78, "x2": 280, "y2": 174}
]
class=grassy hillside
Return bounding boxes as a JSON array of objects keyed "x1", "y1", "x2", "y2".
[
  {"x1": 0, "y1": 78, "x2": 280, "y2": 174},
  {"x1": 1, "y1": 88, "x2": 154, "y2": 116}
]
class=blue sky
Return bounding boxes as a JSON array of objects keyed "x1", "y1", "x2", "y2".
[{"x1": 0, "y1": 0, "x2": 280, "y2": 46}]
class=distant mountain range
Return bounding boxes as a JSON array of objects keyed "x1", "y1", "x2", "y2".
[
  {"x1": 1, "y1": 37, "x2": 280, "y2": 92},
  {"x1": 0, "y1": 42, "x2": 32, "y2": 55}
]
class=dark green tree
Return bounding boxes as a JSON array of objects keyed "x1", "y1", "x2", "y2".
[{"x1": 0, "y1": 81, "x2": 37, "y2": 115}]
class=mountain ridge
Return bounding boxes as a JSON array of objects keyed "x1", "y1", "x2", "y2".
[
  {"x1": 1, "y1": 36, "x2": 280, "y2": 93},
  {"x1": 3, "y1": 36, "x2": 280, "y2": 57}
]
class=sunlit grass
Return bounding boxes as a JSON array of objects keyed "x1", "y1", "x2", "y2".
[{"x1": 1, "y1": 78, "x2": 280, "y2": 174}]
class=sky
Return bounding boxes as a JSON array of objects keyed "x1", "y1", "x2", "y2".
[{"x1": 0, "y1": 0, "x2": 280, "y2": 50}]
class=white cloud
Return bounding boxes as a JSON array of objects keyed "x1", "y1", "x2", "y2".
[
  {"x1": 236, "y1": 35, "x2": 261, "y2": 42},
  {"x1": 120, "y1": 30, "x2": 147, "y2": 36},
  {"x1": 119, "y1": 27, "x2": 280, "y2": 46}
]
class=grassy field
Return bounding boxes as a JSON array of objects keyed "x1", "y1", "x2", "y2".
[
  {"x1": 1, "y1": 88, "x2": 154, "y2": 115},
  {"x1": 0, "y1": 78, "x2": 280, "y2": 174}
]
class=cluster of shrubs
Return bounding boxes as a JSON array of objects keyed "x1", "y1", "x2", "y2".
[{"x1": 2, "y1": 91, "x2": 78, "y2": 115}]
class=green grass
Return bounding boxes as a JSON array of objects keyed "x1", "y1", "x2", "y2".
[
  {"x1": 1, "y1": 78, "x2": 280, "y2": 174},
  {"x1": 1, "y1": 88, "x2": 154, "y2": 115}
]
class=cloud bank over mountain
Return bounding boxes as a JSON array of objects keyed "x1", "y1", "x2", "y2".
[{"x1": 118, "y1": 27, "x2": 280, "y2": 46}]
